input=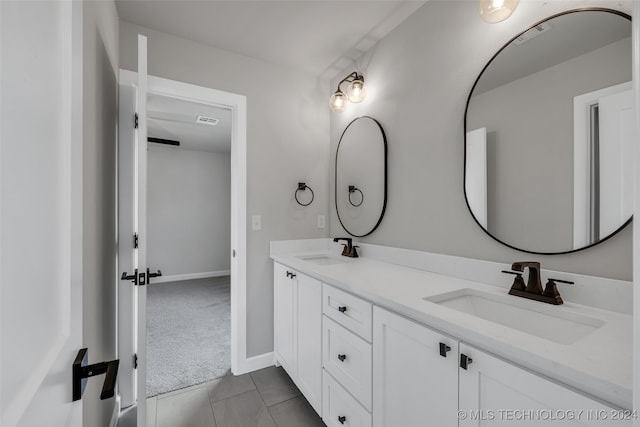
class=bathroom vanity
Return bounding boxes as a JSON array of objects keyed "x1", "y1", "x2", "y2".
[{"x1": 271, "y1": 239, "x2": 633, "y2": 427}]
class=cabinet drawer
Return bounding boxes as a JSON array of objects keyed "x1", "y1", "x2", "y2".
[
  {"x1": 323, "y1": 369, "x2": 372, "y2": 427},
  {"x1": 323, "y1": 284, "x2": 372, "y2": 341},
  {"x1": 323, "y1": 316, "x2": 372, "y2": 410}
]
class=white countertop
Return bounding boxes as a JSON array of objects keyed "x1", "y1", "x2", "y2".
[{"x1": 271, "y1": 250, "x2": 633, "y2": 410}]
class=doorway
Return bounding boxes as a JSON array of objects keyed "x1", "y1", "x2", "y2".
[
  {"x1": 117, "y1": 71, "x2": 248, "y2": 414},
  {"x1": 145, "y1": 93, "x2": 233, "y2": 397}
]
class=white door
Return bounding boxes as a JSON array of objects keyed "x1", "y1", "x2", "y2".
[
  {"x1": 458, "y1": 344, "x2": 629, "y2": 426},
  {"x1": 598, "y1": 89, "x2": 634, "y2": 238},
  {"x1": 117, "y1": 35, "x2": 149, "y2": 426},
  {"x1": 1, "y1": 1, "x2": 83, "y2": 426},
  {"x1": 296, "y1": 274, "x2": 322, "y2": 414},
  {"x1": 273, "y1": 263, "x2": 297, "y2": 375},
  {"x1": 372, "y1": 307, "x2": 458, "y2": 427}
]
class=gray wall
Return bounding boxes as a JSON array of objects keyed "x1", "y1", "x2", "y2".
[
  {"x1": 468, "y1": 37, "x2": 631, "y2": 252},
  {"x1": 82, "y1": 1, "x2": 119, "y2": 426},
  {"x1": 120, "y1": 21, "x2": 330, "y2": 357},
  {"x1": 330, "y1": 0, "x2": 632, "y2": 281},
  {"x1": 148, "y1": 146, "x2": 231, "y2": 277}
]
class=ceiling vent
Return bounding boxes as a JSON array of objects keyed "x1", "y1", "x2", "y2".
[
  {"x1": 196, "y1": 115, "x2": 219, "y2": 126},
  {"x1": 513, "y1": 23, "x2": 551, "y2": 46}
]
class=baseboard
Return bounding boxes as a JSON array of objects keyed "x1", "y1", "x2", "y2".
[
  {"x1": 110, "y1": 395, "x2": 120, "y2": 427},
  {"x1": 152, "y1": 270, "x2": 231, "y2": 284},
  {"x1": 233, "y1": 352, "x2": 274, "y2": 375}
]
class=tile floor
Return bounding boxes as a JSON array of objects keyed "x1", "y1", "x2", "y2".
[{"x1": 146, "y1": 366, "x2": 326, "y2": 427}]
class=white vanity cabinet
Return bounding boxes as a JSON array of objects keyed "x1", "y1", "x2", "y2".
[
  {"x1": 458, "y1": 344, "x2": 632, "y2": 427},
  {"x1": 372, "y1": 307, "x2": 459, "y2": 427},
  {"x1": 273, "y1": 262, "x2": 322, "y2": 414}
]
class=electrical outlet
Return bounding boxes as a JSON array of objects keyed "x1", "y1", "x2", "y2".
[
  {"x1": 317, "y1": 215, "x2": 325, "y2": 229},
  {"x1": 252, "y1": 215, "x2": 262, "y2": 231}
]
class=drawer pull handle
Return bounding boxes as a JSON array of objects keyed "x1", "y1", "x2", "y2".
[
  {"x1": 337, "y1": 354, "x2": 347, "y2": 362},
  {"x1": 338, "y1": 306, "x2": 348, "y2": 313},
  {"x1": 338, "y1": 415, "x2": 347, "y2": 424},
  {"x1": 460, "y1": 353, "x2": 473, "y2": 370},
  {"x1": 439, "y1": 342, "x2": 451, "y2": 358}
]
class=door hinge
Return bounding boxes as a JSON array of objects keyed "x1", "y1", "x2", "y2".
[
  {"x1": 134, "y1": 353, "x2": 138, "y2": 369},
  {"x1": 134, "y1": 113, "x2": 139, "y2": 129},
  {"x1": 134, "y1": 233, "x2": 139, "y2": 249}
]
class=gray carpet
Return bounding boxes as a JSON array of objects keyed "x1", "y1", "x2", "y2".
[{"x1": 146, "y1": 276, "x2": 230, "y2": 397}]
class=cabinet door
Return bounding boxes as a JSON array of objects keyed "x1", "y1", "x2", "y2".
[
  {"x1": 373, "y1": 307, "x2": 458, "y2": 427},
  {"x1": 459, "y1": 344, "x2": 631, "y2": 426},
  {"x1": 274, "y1": 263, "x2": 296, "y2": 376},
  {"x1": 296, "y1": 273, "x2": 323, "y2": 414}
]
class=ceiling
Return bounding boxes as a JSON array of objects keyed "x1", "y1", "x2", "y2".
[
  {"x1": 473, "y1": 10, "x2": 632, "y2": 95},
  {"x1": 115, "y1": 0, "x2": 426, "y2": 79},
  {"x1": 147, "y1": 93, "x2": 232, "y2": 153}
]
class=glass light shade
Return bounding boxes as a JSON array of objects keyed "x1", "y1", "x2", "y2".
[
  {"x1": 479, "y1": 0, "x2": 519, "y2": 23},
  {"x1": 330, "y1": 90, "x2": 348, "y2": 112},
  {"x1": 346, "y1": 78, "x2": 367, "y2": 103}
]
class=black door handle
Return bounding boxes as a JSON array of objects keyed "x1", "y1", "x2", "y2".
[
  {"x1": 460, "y1": 353, "x2": 473, "y2": 370},
  {"x1": 120, "y1": 269, "x2": 138, "y2": 285},
  {"x1": 439, "y1": 342, "x2": 451, "y2": 357},
  {"x1": 72, "y1": 348, "x2": 119, "y2": 401},
  {"x1": 147, "y1": 268, "x2": 162, "y2": 279}
]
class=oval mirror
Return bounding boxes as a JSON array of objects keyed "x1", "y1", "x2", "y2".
[
  {"x1": 465, "y1": 8, "x2": 632, "y2": 254},
  {"x1": 335, "y1": 116, "x2": 387, "y2": 237}
]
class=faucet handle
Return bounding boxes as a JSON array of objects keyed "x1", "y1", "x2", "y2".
[
  {"x1": 502, "y1": 270, "x2": 526, "y2": 291},
  {"x1": 542, "y1": 278, "x2": 574, "y2": 305}
]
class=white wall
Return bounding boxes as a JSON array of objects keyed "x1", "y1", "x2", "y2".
[
  {"x1": 330, "y1": 0, "x2": 632, "y2": 281},
  {"x1": 147, "y1": 146, "x2": 231, "y2": 278},
  {"x1": 82, "y1": 1, "x2": 120, "y2": 426},
  {"x1": 119, "y1": 21, "x2": 330, "y2": 357}
]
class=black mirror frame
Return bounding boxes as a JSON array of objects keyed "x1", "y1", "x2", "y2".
[
  {"x1": 463, "y1": 8, "x2": 632, "y2": 255},
  {"x1": 335, "y1": 116, "x2": 388, "y2": 238}
]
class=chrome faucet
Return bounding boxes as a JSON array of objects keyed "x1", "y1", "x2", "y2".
[
  {"x1": 333, "y1": 237, "x2": 359, "y2": 258},
  {"x1": 502, "y1": 261, "x2": 573, "y2": 305}
]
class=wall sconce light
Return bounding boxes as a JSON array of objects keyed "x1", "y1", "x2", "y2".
[
  {"x1": 479, "y1": 0, "x2": 519, "y2": 23},
  {"x1": 329, "y1": 71, "x2": 367, "y2": 112}
]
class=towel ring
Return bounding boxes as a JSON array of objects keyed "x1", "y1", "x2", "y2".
[
  {"x1": 295, "y1": 182, "x2": 314, "y2": 206},
  {"x1": 348, "y1": 185, "x2": 363, "y2": 207}
]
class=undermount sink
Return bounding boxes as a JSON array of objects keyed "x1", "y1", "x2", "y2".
[
  {"x1": 424, "y1": 289, "x2": 605, "y2": 344},
  {"x1": 296, "y1": 255, "x2": 351, "y2": 266}
]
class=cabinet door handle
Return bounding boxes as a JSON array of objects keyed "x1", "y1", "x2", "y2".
[
  {"x1": 290, "y1": 273, "x2": 296, "y2": 278},
  {"x1": 286, "y1": 271, "x2": 291, "y2": 278},
  {"x1": 460, "y1": 353, "x2": 473, "y2": 370},
  {"x1": 337, "y1": 354, "x2": 347, "y2": 362},
  {"x1": 338, "y1": 306, "x2": 347, "y2": 313},
  {"x1": 338, "y1": 415, "x2": 347, "y2": 424},
  {"x1": 439, "y1": 342, "x2": 451, "y2": 357}
]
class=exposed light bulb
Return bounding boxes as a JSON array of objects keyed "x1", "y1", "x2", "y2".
[
  {"x1": 330, "y1": 90, "x2": 348, "y2": 112},
  {"x1": 346, "y1": 77, "x2": 367, "y2": 103},
  {"x1": 479, "y1": 0, "x2": 519, "y2": 23}
]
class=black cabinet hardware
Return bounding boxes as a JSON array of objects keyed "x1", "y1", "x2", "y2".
[
  {"x1": 439, "y1": 342, "x2": 451, "y2": 357},
  {"x1": 337, "y1": 354, "x2": 347, "y2": 362},
  {"x1": 121, "y1": 269, "x2": 138, "y2": 286},
  {"x1": 286, "y1": 271, "x2": 296, "y2": 279},
  {"x1": 72, "y1": 348, "x2": 119, "y2": 401},
  {"x1": 338, "y1": 306, "x2": 348, "y2": 313},
  {"x1": 290, "y1": 273, "x2": 296, "y2": 278},
  {"x1": 460, "y1": 354, "x2": 473, "y2": 370},
  {"x1": 286, "y1": 271, "x2": 291, "y2": 278},
  {"x1": 147, "y1": 268, "x2": 162, "y2": 279},
  {"x1": 338, "y1": 415, "x2": 347, "y2": 424}
]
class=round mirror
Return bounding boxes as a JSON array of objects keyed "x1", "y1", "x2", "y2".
[
  {"x1": 335, "y1": 116, "x2": 387, "y2": 237},
  {"x1": 465, "y1": 8, "x2": 632, "y2": 254}
]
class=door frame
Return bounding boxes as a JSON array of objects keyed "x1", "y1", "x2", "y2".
[{"x1": 118, "y1": 70, "x2": 249, "y2": 391}]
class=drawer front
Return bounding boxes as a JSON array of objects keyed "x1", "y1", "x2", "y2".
[
  {"x1": 323, "y1": 369, "x2": 372, "y2": 427},
  {"x1": 323, "y1": 316, "x2": 372, "y2": 410},
  {"x1": 323, "y1": 284, "x2": 372, "y2": 341}
]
